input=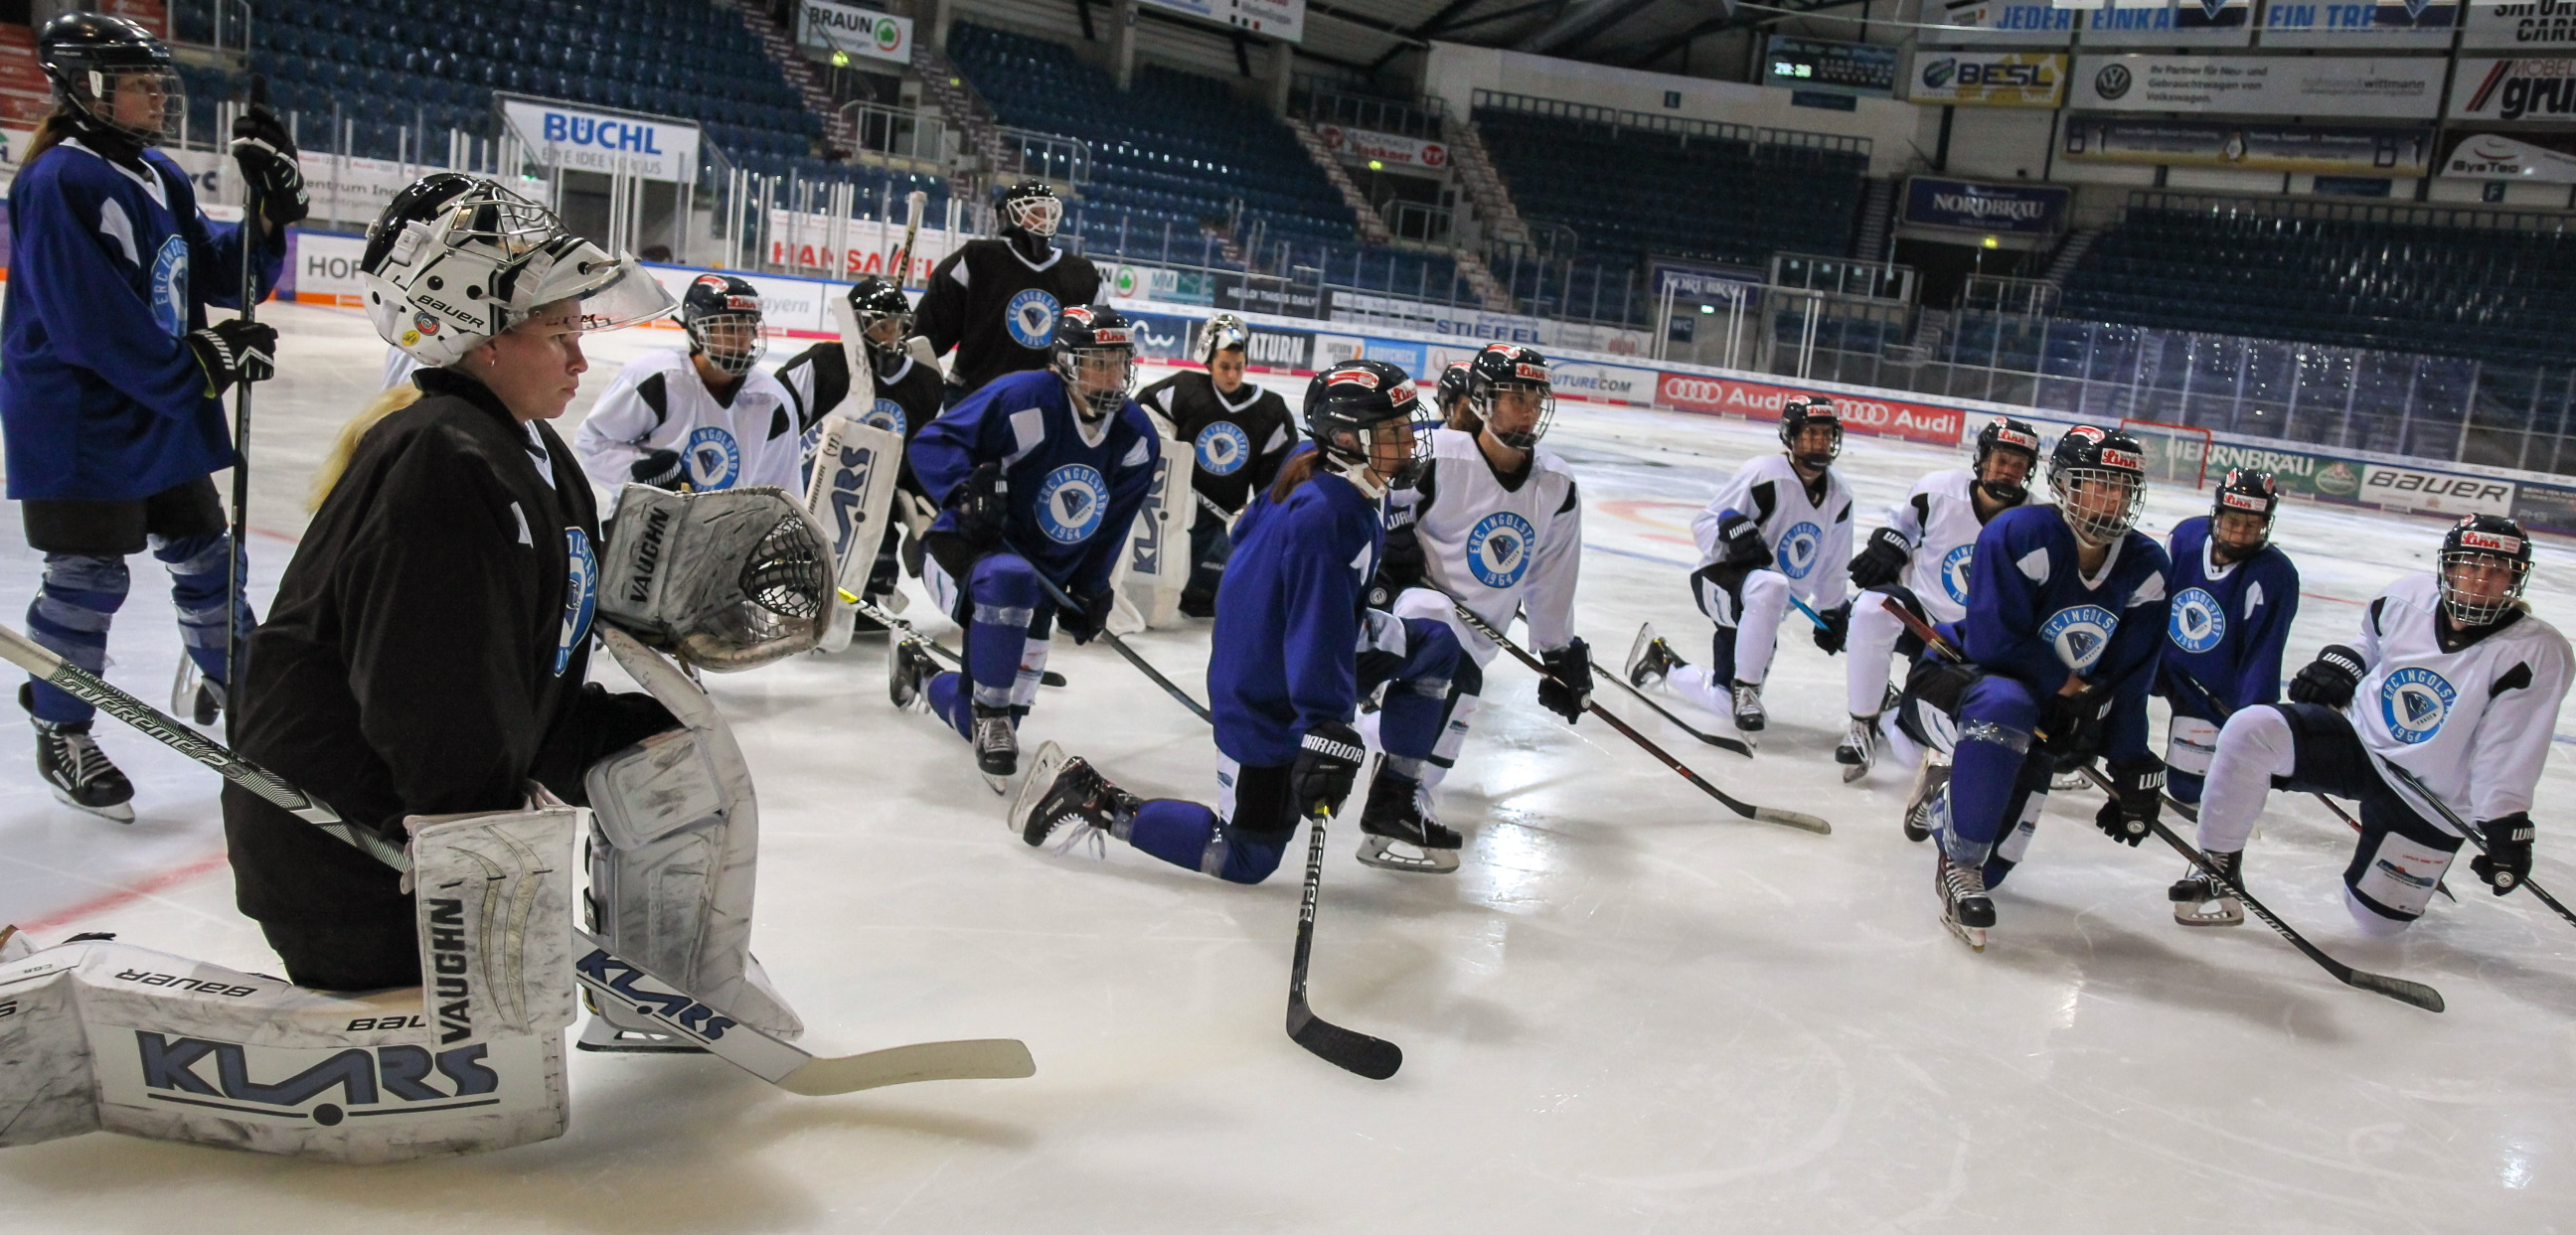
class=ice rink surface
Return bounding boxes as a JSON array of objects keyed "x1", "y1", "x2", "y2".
[{"x1": 3, "y1": 302, "x2": 2573, "y2": 1232}]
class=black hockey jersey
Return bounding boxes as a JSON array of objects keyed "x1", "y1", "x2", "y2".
[
  {"x1": 913, "y1": 238, "x2": 1102, "y2": 395},
  {"x1": 775, "y1": 341, "x2": 946, "y2": 496},
  {"x1": 1134, "y1": 369, "x2": 1296, "y2": 515},
  {"x1": 224, "y1": 367, "x2": 668, "y2": 926}
]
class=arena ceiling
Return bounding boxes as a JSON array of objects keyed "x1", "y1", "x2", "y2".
[{"x1": 1293, "y1": 0, "x2": 1861, "y2": 73}]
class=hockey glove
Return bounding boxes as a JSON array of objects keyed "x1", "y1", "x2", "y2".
[
  {"x1": 2287, "y1": 644, "x2": 2366, "y2": 709},
  {"x1": 2037, "y1": 683, "x2": 2110, "y2": 759},
  {"x1": 1368, "y1": 525, "x2": 1427, "y2": 609},
  {"x1": 1056, "y1": 588, "x2": 1115, "y2": 646},
  {"x1": 1291, "y1": 720, "x2": 1368, "y2": 816},
  {"x1": 2472, "y1": 812, "x2": 2535, "y2": 894},
  {"x1": 1537, "y1": 637, "x2": 1593, "y2": 724},
  {"x1": 945, "y1": 461, "x2": 1009, "y2": 548},
  {"x1": 231, "y1": 103, "x2": 309, "y2": 229},
  {"x1": 1849, "y1": 527, "x2": 1911, "y2": 591},
  {"x1": 184, "y1": 319, "x2": 277, "y2": 397},
  {"x1": 629, "y1": 448, "x2": 687, "y2": 491},
  {"x1": 1812, "y1": 601, "x2": 1851, "y2": 655},
  {"x1": 2092, "y1": 754, "x2": 2166, "y2": 847},
  {"x1": 1714, "y1": 513, "x2": 1769, "y2": 570}
]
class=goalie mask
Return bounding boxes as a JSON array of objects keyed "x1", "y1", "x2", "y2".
[
  {"x1": 596, "y1": 486, "x2": 833, "y2": 670},
  {"x1": 845, "y1": 276, "x2": 913, "y2": 365},
  {"x1": 998, "y1": 179, "x2": 1062, "y2": 238},
  {"x1": 361, "y1": 176, "x2": 675, "y2": 366},
  {"x1": 684, "y1": 273, "x2": 767, "y2": 378}
]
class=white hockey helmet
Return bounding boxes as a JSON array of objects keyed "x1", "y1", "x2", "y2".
[{"x1": 361, "y1": 175, "x2": 675, "y2": 366}]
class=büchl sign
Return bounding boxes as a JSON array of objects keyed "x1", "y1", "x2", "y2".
[{"x1": 499, "y1": 97, "x2": 701, "y2": 184}]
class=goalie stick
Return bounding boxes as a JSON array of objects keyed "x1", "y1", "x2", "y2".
[
  {"x1": 891, "y1": 190, "x2": 926, "y2": 290},
  {"x1": 0, "y1": 620, "x2": 1040, "y2": 1094},
  {"x1": 2378, "y1": 761, "x2": 2576, "y2": 932},
  {"x1": 839, "y1": 588, "x2": 1066, "y2": 687},
  {"x1": 1876, "y1": 597, "x2": 2444, "y2": 1013},
  {"x1": 1288, "y1": 800, "x2": 1402, "y2": 1079},
  {"x1": 1441, "y1": 595, "x2": 1830, "y2": 835}
]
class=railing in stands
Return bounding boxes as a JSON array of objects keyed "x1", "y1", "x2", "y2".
[
  {"x1": 2124, "y1": 191, "x2": 2576, "y2": 234},
  {"x1": 1469, "y1": 89, "x2": 1871, "y2": 159},
  {"x1": 1294, "y1": 87, "x2": 1445, "y2": 140}
]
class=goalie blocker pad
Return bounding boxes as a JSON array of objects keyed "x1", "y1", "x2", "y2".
[
  {"x1": 0, "y1": 805, "x2": 580, "y2": 1162},
  {"x1": 801, "y1": 415, "x2": 904, "y2": 653},
  {"x1": 597, "y1": 485, "x2": 832, "y2": 671}
]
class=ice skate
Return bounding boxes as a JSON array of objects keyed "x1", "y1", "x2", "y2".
[
  {"x1": 1625, "y1": 621, "x2": 1682, "y2": 689},
  {"x1": 2169, "y1": 849, "x2": 2246, "y2": 927},
  {"x1": 972, "y1": 702, "x2": 1019, "y2": 792},
  {"x1": 34, "y1": 716, "x2": 134, "y2": 823},
  {"x1": 1008, "y1": 742, "x2": 1137, "y2": 853},
  {"x1": 1356, "y1": 768, "x2": 1461, "y2": 874},
  {"x1": 1729, "y1": 679, "x2": 1766, "y2": 733},
  {"x1": 1901, "y1": 751, "x2": 1950, "y2": 843},
  {"x1": 169, "y1": 658, "x2": 223, "y2": 725},
  {"x1": 887, "y1": 638, "x2": 938, "y2": 711},
  {"x1": 1836, "y1": 713, "x2": 1879, "y2": 783},
  {"x1": 1935, "y1": 848, "x2": 1995, "y2": 952}
]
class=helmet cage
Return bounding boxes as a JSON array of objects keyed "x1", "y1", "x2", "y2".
[
  {"x1": 1054, "y1": 345, "x2": 1135, "y2": 421},
  {"x1": 687, "y1": 312, "x2": 767, "y2": 376},
  {"x1": 1003, "y1": 189, "x2": 1062, "y2": 237},
  {"x1": 362, "y1": 180, "x2": 674, "y2": 365},
  {"x1": 2048, "y1": 465, "x2": 2147, "y2": 546},
  {"x1": 2439, "y1": 528, "x2": 2532, "y2": 627}
]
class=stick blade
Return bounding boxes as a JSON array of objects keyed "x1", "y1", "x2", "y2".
[
  {"x1": 1753, "y1": 807, "x2": 1834, "y2": 835},
  {"x1": 1288, "y1": 1001, "x2": 1401, "y2": 1080},
  {"x1": 2342, "y1": 970, "x2": 2446, "y2": 1013},
  {"x1": 775, "y1": 1038, "x2": 1037, "y2": 1096}
]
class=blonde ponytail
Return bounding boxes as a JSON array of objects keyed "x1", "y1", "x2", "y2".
[{"x1": 305, "y1": 384, "x2": 422, "y2": 512}]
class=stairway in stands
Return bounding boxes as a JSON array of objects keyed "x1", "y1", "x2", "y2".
[
  {"x1": 1447, "y1": 118, "x2": 1530, "y2": 246},
  {"x1": 733, "y1": 0, "x2": 856, "y2": 157},
  {"x1": 1852, "y1": 177, "x2": 1896, "y2": 262},
  {"x1": 1284, "y1": 117, "x2": 1393, "y2": 245},
  {"x1": 2043, "y1": 229, "x2": 2099, "y2": 286},
  {"x1": 912, "y1": 39, "x2": 1011, "y2": 193}
]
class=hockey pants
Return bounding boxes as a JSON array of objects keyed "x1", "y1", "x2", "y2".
[
  {"x1": 1122, "y1": 613, "x2": 1462, "y2": 884},
  {"x1": 1671, "y1": 563, "x2": 1790, "y2": 714},
  {"x1": 1381, "y1": 587, "x2": 1496, "y2": 795},
  {"x1": 26, "y1": 533, "x2": 250, "y2": 725},
  {"x1": 2195, "y1": 702, "x2": 2460, "y2": 932},
  {"x1": 1844, "y1": 586, "x2": 1929, "y2": 718},
  {"x1": 925, "y1": 550, "x2": 1053, "y2": 740}
]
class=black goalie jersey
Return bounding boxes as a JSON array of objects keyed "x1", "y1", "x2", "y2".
[{"x1": 913, "y1": 238, "x2": 1103, "y2": 395}]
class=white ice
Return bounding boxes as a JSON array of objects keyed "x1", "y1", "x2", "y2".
[{"x1": 2, "y1": 301, "x2": 2572, "y2": 1231}]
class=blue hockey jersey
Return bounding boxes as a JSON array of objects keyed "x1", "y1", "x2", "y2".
[
  {"x1": 1956, "y1": 505, "x2": 2172, "y2": 760},
  {"x1": 1208, "y1": 448, "x2": 1382, "y2": 767},
  {"x1": 2159, "y1": 515, "x2": 2299, "y2": 722},
  {"x1": 909, "y1": 368, "x2": 1160, "y2": 596},
  {"x1": 1, "y1": 139, "x2": 284, "y2": 502}
]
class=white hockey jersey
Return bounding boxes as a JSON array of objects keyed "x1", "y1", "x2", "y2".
[
  {"x1": 1884, "y1": 468, "x2": 2027, "y2": 623},
  {"x1": 570, "y1": 351, "x2": 801, "y2": 497},
  {"x1": 1691, "y1": 453, "x2": 1852, "y2": 608},
  {"x1": 1411, "y1": 428, "x2": 1583, "y2": 653},
  {"x1": 2351, "y1": 573, "x2": 2572, "y2": 829}
]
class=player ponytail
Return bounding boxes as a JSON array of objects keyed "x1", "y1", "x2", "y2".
[
  {"x1": 1266, "y1": 447, "x2": 1324, "y2": 504},
  {"x1": 304, "y1": 384, "x2": 423, "y2": 511},
  {"x1": 18, "y1": 105, "x2": 77, "y2": 167}
]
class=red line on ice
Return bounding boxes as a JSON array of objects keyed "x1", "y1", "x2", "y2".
[{"x1": 20, "y1": 850, "x2": 232, "y2": 935}]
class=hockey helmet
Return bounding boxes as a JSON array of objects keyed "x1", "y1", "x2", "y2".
[
  {"x1": 1779, "y1": 395, "x2": 1844, "y2": 469},
  {"x1": 2207, "y1": 468, "x2": 2281, "y2": 562},
  {"x1": 1972, "y1": 416, "x2": 2042, "y2": 504},
  {"x1": 2046, "y1": 425, "x2": 2150, "y2": 547},
  {"x1": 2437, "y1": 514, "x2": 2533, "y2": 627},
  {"x1": 38, "y1": 13, "x2": 181, "y2": 148},
  {"x1": 683, "y1": 273, "x2": 767, "y2": 378},
  {"x1": 1050, "y1": 303, "x2": 1136, "y2": 422},
  {"x1": 998, "y1": 180, "x2": 1061, "y2": 238},
  {"x1": 1304, "y1": 359, "x2": 1431, "y2": 490},
  {"x1": 844, "y1": 276, "x2": 913, "y2": 362},
  {"x1": 1466, "y1": 343, "x2": 1555, "y2": 450},
  {"x1": 360, "y1": 175, "x2": 675, "y2": 366}
]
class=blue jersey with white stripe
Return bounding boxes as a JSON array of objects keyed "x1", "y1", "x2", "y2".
[
  {"x1": 910, "y1": 368, "x2": 1160, "y2": 596},
  {"x1": 1954, "y1": 505, "x2": 2172, "y2": 760},
  {"x1": 2159, "y1": 515, "x2": 2299, "y2": 722}
]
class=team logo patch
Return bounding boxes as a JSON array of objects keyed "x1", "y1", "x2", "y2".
[
  {"x1": 2039, "y1": 603, "x2": 2119, "y2": 672},
  {"x1": 2169, "y1": 587, "x2": 2227, "y2": 655},
  {"x1": 860, "y1": 397, "x2": 907, "y2": 437},
  {"x1": 1006, "y1": 289, "x2": 1062, "y2": 349},
  {"x1": 557, "y1": 528, "x2": 596, "y2": 676},
  {"x1": 1036, "y1": 463, "x2": 1109, "y2": 543},
  {"x1": 1465, "y1": 511, "x2": 1538, "y2": 589},
  {"x1": 685, "y1": 425, "x2": 743, "y2": 490},
  {"x1": 149, "y1": 235, "x2": 189, "y2": 338},
  {"x1": 2378, "y1": 667, "x2": 2457, "y2": 745},
  {"x1": 1774, "y1": 521, "x2": 1823, "y2": 579},
  {"x1": 1940, "y1": 543, "x2": 1975, "y2": 607},
  {"x1": 1196, "y1": 420, "x2": 1252, "y2": 476}
]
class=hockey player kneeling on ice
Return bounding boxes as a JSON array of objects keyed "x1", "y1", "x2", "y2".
[
  {"x1": 1012, "y1": 360, "x2": 1466, "y2": 877},
  {"x1": 2184, "y1": 516, "x2": 2569, "y2": 936},
  {"x1": 1829, "y1": 416, "x2": 2036, "y2": 784},
  {"x1": 893, "y1": 305, "x2": 1159, "y2": 788},
  {"x1": 1134, "y1": 313, "x2": 1296, "y2": 617},
  {"x1": 572, "y1": 273, "x2": 800, "y2": 499},
  {"x1": 1368, "y1": 344, "x2": 1587, "y2": 834},
  {"x1": 776, "y1": 276, "x2": 946, "y2": 622},
  {"x1": 1891, "y1": 426, "x2": 2172, "y2": 951},
  {"x1": 1629, "y1": 395, "x2": 1852, "y2": 737},
  {"x1": 2155, "y1": 470, "x2": 2298, "y2": 807}
]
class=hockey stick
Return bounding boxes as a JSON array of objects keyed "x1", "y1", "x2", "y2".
[
  {"x1": 1287, "y1": 800, "x2": 1402, "y2": 1079},
  {"x1": 2379, "y1": 761, "x2": 2576, "y2": 931},
  {"x1": 891, "y1": 190, "x2": 926, "y2": 290},
  {"x1": 1872, "y1": 599, "x2": 2443, "y2": 1011},
  {"x1": 0, "y1": 620, "x2": 1040, "y2": 1094},
  {"x1": 1788, "y1": 593, "x2": 1833, "y2": 632},
  {"x1": 1442, "y1": 596, "x2": 1830, "y2": 834},
  {"x1": 1596, "y1": 671, "x2": 1753, "y2": 757},
  {"x1": 838, "y1": 587, "x2": 1066, "y2": 687},
  {"x1": 1016, "y1": 554, "x2": 1213, "y2": 723},
  {"x1": 224, "y1": 74, "x2": 272, "y2": 735}
]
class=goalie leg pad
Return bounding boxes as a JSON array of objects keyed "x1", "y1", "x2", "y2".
[{"x1": 406, "y1": 802, "x2": 583, "y2": 1041}]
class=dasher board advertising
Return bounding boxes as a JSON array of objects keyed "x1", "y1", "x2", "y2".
[
  {"x1": 2461, "y1": 1, "x2": 2576, "y2": 50},
  {"x1": 2440, "y1": 128, "x2": 2576, "y2": 182},
  {"x1": 2451, "y1": 58, "x2": 2576, "y2": 123},
  {"x1": 1935, "y1": 0, "x2": 2076, "y2": 46}
]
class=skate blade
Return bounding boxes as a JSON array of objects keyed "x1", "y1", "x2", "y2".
[
  {"x1": 1901, "y1": 819, "x2": 1931, "y2": 843},
  {"x1": 2174, "y1": 896, "x2": 2245, "y2": 927},
  {"x1": 576, "y1": 1017, "x2": 710, "y2": 1054},
  {"x1": 1007, "y1": 742, "x2": 1069, "y2": 837},
  {"x1": 1942, "y1": 916, "x2": 1988, "y2": 952},
  {"x1": 981, "y1": 769, "x2": 1016, "y2": 796},
  {"x1": 1356, "y1": 836, "x2": 1461, "y2": 874},
  {"x1": 54, "y1": 789, "x2": 134, "y2": 824},
  {"x1": 1840, "y1": 758, "x2": 1869, "y2": 784}
]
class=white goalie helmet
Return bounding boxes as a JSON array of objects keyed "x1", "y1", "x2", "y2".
[{"x1": 360, "y1": 173, "x2": 676, "y2": 366}]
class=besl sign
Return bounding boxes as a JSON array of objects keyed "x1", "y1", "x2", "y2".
[
  {"x1": 499, "y1": 96, "x2": 701, "y2": 183},
  {"x1": 1907, "y1": 51, "x2": 2066, "y2": 108},
  {"x1": 799, "y1": 1, "x2": 913, "y2": 65}
]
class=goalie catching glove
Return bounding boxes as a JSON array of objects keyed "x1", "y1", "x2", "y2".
[{"x1": 596, "y1": 485, "x2": 833, "y2": 670}]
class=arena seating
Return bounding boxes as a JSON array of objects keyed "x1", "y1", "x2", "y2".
[{"x1": 2062, "y1": 206, "x2": 2576, "y2": 368}]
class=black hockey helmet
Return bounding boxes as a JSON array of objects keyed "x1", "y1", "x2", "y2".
[
  {"x1": 38, "y1": 13, "x2": 180, "y2": 148},
  {"x1": 1779, "y1": 394, "x2": 1844, "y2": 469},
  {"x1": 844, "y1": 275, "x2": 912, "y2": 361},
  {"x1": 1435, "y1": 360, "x2": 1477, "y2": 433},
  {"x1": 1201, "y1": 312, "x2": 1250, "y2": 366},
  {"x1": 1466, "y1": 343, "x2": 1555, "y2": 450},
  {"x1": 1304, "y1": 358, "x2": 1431, "y2": 488},
  {"x1": 2047, "y1": 425, "x2": 2149, "y2": 547},
  {"x1": 1972, "y1": 415, "x2": 2042, "y2": 504},
  {"x1": 1051, "y1": 303, "x2": 1136, "y2": 421},
  {"x1": 2208, "y1": 468, "x2": 2281, "y2": 563},
  {"x1": 998, "y1": 179, "x2": 1061, "y2": 238},
  {"x1": 682, "y1": 273, "x2": 765, "y2": 377},
  {"x1": 2438, "y1": 513, "x2": 2533, "y2": 627}
]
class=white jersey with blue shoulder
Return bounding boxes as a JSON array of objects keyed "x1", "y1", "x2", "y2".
[
  {"x1": 1884, "y1": 468, "x2": 2024, "y2": 624},
  {"x1": 2349, "y1": 573, "x2": 2572, "y2": 830},
  {"x1": 1691, "y1": 453, "x2": 1852, "y2": 608},
  {"x1": 570, "y1": 350, "x2": 799, "y2": 498}
]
